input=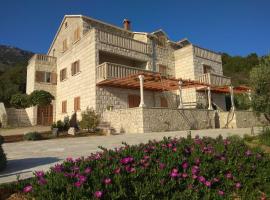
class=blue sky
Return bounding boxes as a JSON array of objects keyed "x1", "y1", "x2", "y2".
[{"x1": 0, "y1": 0, "x2": 269, "y2": 56}]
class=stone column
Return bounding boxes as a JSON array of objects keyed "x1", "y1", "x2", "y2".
[
  {"x1": 178, "y1": 80, "x2": 184, "y2": 109},
  {"x1": 139, "y1": 75, "x2": 146, "y2": 107},
  {"x1": 229, "y1": 86, "x2": 235, "y2": 111},
  {"x1": 248, "y1": 89, "x2": 252, "y2": 101},
  {"x1": 207, "y1": 86, "x2": 213, "y2": 110}
]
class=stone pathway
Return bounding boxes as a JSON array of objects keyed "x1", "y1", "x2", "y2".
[
  {"x1": 0, "y1": 126, "x2": 51, "y2": 136},
  {"x1": 0, "y1": 127, "x2": 262, "y2": 184}
]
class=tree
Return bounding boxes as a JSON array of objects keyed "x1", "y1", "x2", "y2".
[
  {"x1": 10, "y1": 93, "x2": 30, "y2": 108},
  {"x1": 29, "y1": 90, "x2": 54, "y2": 106},
  {"x1": 234, "y1": 94, "x2": 251, "y2": 110},
  {"x1": 250, "y1": 55, "x2": 270, "y2": 122},
  {"x1": 79, "y1": 107, "x2": 100, "y2": 132}
]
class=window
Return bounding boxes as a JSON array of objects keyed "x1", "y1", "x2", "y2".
[
  {"x1": 71, "y1": 60, "x2": 80, "y2": 75},
  {"x1": 128, "y1": 95, "x2": 140, "y2": 108},
  {"x1": 63, "y1": 39, "x2": 68, "y2": 52},
  {"x1": 73, "y1": 27, "x2": 81, "y2": 42},
  {"x1": 159, "y1": 65, "x2": 167, "y2": 75},
  {"x1": 160, "y1": 97, "x2": 168, "y2": 107},
  {"x1": 60, "y1": 68, "x2": 67, "y2": 81},
  {"x1": 203, "y1": 65, "x2": 212, "y2": 74},
  {"x1": 45, "y1": 72, "x2": 51, "y2": 83},
  {"x1": 74, "y1": 97, "x2": 80, "y2": 111},
  {"x1": 35, "y1": 71, "x2": 57, "y2": 84},
  {"x1": 62, "y1": 100, "x2": 67, "y2": 113}
]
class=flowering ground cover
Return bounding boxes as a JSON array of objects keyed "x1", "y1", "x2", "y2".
[{"x1": 3, "y1": 135, "x2": 270, "y2": 199}]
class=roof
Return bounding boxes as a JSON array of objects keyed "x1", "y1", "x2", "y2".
[{"x1": 197, "y1": 85, "x2": 251, "y2": 94}]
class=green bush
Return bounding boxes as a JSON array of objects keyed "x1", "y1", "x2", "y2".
[
  {"x1": 23, "y1": 132, "x2": 42, "y2": 141},
  {"x1": 258, "y1": 127, "x2": 270, "y2": 146},
  {"x1": 51, "y1": 118, "x2": 70, "y2": 132},
  {"x1": 79, "y1": 107, "x2": 100, "y2": 132},
  {"x1": 0, "y1": 135, "x2": 7, "y2": 171},
  {"x1": 29, "y1": 90, "x2": 54, "y2": 107},
  {"x1": 10, "y1": 93, "x2": 31, "y2": 109},
  {"x1": 243, "y1": 134, "x2": 255, "y2": 142},
  {"x1": 17, "y1": 136, "x2": 270, "y2": 199}
]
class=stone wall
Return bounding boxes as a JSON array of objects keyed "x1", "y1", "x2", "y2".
[
  {"x1": 0, "y1": 103, "x2": 7, "y2": 128},
  {"x1": 219, "y1": 111, "x2": 268, "y2": 128},
  {"x1": 103, "y1": 107, "x2": 216, "y2": 134}
]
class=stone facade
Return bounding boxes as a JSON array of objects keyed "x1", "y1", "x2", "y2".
[{"x1": 25, "y1": 14, "x2": 241, "y2": 131}]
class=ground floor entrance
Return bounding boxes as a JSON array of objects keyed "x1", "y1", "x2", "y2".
[{"x1": 37, "y1": 105, "x2": 53, "y2": 125}]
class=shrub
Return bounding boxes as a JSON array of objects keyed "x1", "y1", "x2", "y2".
[
  {"x1": 79, "y1": 107, "x2": 100, "y2": 132},
  {"x1": 29, "y1": 90, "x2": 54, "y2": 107},
  {"x1": 10, "y1": 93, "x2": 31, "y2": 109},
  {"x1": 18, "y1": 136, "x2": 270, "y2": 199},
  {"x1": 23, "y1": 132, "x2": 42, "y2": 141},
  {"x1": 258, "y1": 127, "x2": 270, "y2": 146},
  {"x1": 0, "y1": 135, "x2": 7, "y2": 171}
]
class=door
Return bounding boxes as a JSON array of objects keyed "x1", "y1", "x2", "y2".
[
  {"x1": 37, "y1": 105, "x2": 53, "y2": 125},
  {"x1": 128, "y1": 95, "x2": 140, "y2": 108}
]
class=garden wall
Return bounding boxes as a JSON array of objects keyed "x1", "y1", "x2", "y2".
[
  {"x1": 6, "y1": 108, "x2": 31, "y2": 127},
  {"x1": 103, "y1": 108, "x2": 216, "y2": 134}
]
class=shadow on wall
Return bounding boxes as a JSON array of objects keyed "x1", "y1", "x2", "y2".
[{"x1": 0, "y1": 157, "x2": 61, "y2": 176}]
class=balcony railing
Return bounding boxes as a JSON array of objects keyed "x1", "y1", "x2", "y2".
[
  {"x1": 96, "y1": 29, "x2": 151, "y2": 54},
  {"x1": 198, "y1": 73, "x2": 231, "y2": 86},
  {"x1": 29, "y1": 54, "x2": 57, "y2": 65},
  {"x1": 96, "y1": 62, "x2": 151, "y2": 82}
]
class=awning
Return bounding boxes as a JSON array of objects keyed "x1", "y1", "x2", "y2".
[{"x1": 96, "y1": 72, "x2": 209, "y2": 91}]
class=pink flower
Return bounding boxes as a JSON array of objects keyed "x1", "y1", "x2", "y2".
[
  {"x1": 182, "y1": 173, "x2": 188, "y2": 178},
  {"x1": 113, "y1": 167, "x2": 121, "y2": 174},
  {"x1": 94, "y1": 191, "x2": 103, "y2": 198},
  {"x1": 213, "y1": 178, "x2": 219, "y2": 182},
  {"x1": 235, "y1": 182, "x2": 241, "y2": 189},
  {"x1": 77, "y1": 175, "x2": 87, "y2": 183},
  {"x1": 195, "y1": 158, "x2": 201, "y2": 165},
  {"x1": 170, "y1": 168, "x2": 179, "y2": 178},
  {"x1": 245, "y1": 150, "x2": 252, "y2": 156},
  {"x1": 172, "y1": 147, "x2": 177, "y2": 152},
  {"x1": 38, "y1": 177, "x2": 47, "y2": 185},
  {"x1": 120, "y1": 156, "x2": 134, "y2": 165},
  {"x1": 125, "y1": 166, "x2": 136, "y2": 173},
  {"x1": 159, "y1": 163, "x2": 166, "y2": 169},
  {"x1": 52, "y1": 164, "x2": 63, "y2": 173},
  {"x1": 218, "y1": 190, "x2": 225, "y2": 196},
  {"x1": 34, "y1": 170, "x2": 45, "y2": 178},
  {"x1": 84, "y1": 167, "x2": 92, "y2": 174},
  {"x1": 192, "y1": 174, "x2": 197, "y2": 179},
  {"x1": 191, "y1": 165, "x2": 199, "y2": 175},
  {"x1": 181, "y1": 161, "x2": 188, "y2": 169},
  {"x1": 74, "y1": 181, "x2": 82, "y2": 187},
  {"x1": 23, "y1": 185, "x2": 32, "y2": 193},
  {"x1": 205, "y1": 181, "x2": 211, "y2": 187},
  {"x1": 104, "y1": 178, "x2": 112, "y2": 185},
  {"x1": 223, "y1": 139, "x2": 230, "y2": 146},
  {"x1": 225, "y1": 172, "x2": 233, "y2": 179},
  {"x1": 198, "y1": 176, "x2": 206, "y2": 183},
  {"x1": 66, "y1": 157, "x2": 74, "y2": 162}
]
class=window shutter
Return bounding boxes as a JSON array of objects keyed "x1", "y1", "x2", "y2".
[
  {"x1": 35, "y1": 71, "x2": 45, "y2": 82},
  {"x1": 74, "y1": 97, "x2": 80, "y2": 111},
  {"x1": 51, "y1": 73, "x2": 57, "y2": 84},
  {"x1": 160, "y1": 97, "x2": 168, "y2": 107},
  {"x1": 62, "y1": 101, "x2": 67, "y2": 113},
  {"x1": 71, "y1": 63, "x2": 75, "y2": 76}
]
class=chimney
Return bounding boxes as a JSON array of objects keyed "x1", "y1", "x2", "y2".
[{"x1": 123, "y1": 19, "x2": 131, "y2": 30}]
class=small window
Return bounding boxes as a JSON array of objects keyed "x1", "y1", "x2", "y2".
[
  {"x1": 60, "y1": 68, "x2": 67, "y2": 81},
  {"x1": 74, "y1": 97, "x2": 81, "y2": 111},
  {"x1": 160, "y1": 97, "x2": 168, "y2": 107},
  {"x1": 63, "y1": 39, "x2": 68, "y2": 52},
  {"x1": 203, "y1": 65, "x2": 212, "y2": 74},
  {"x1": 71, "y1": 60, "x2": 80, "y2": 76},
  {"x1": 45, "y1": 72, "x2": 51, "y2": 83},
  {"x1": 159, "y1": 65, "x2": 167, "y2": 75},
  {"x1": 73, "y1": 27, "x2": 81, "y2": 42},
  {"x1": 128, "y1": 95, "x2": 140, "y2": 108},
  {"x1": 62, "y1": 100, "x2": 67, "y2": 113}
]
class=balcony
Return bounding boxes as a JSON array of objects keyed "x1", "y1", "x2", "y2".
[
  {"x1": 96, "y1": 29, "x2": 151, "y2": 55},
  {"x1": 29, "y1": 54, "x2": 57, "y2": 65},
  {"x1": 198, "y1": 73, "x2": 231, "y2": 86},
  {"x1": 96, "y1": 62, "x2": 151, "y2": 83}
]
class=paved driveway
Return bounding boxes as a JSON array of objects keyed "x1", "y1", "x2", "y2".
[{"x1": 0, "y1": 127, "x2": 260, "y2": 184}]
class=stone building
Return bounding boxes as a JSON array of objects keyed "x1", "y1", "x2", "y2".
[{"x1": 25, "y1": 15, "x2": 258, "y2": 133}]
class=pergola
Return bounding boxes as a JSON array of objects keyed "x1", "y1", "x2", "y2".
[{"x1": 96, "y1": 72, "x2": 251, "y2": 110}]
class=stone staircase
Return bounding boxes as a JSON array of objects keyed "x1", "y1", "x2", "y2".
[{"x1": 6, "y1": 108, "x2": 32, "y2": 127}]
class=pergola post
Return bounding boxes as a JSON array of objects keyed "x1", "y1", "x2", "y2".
[
  {"x1": 207, "y1": 86, "x2": 213, "y2": 110},
  {"x1": 138, "y1": 75, "x2": 146, "y2": 108},
  {"x1": 178, "y1": 80, "x2": 184, "y2": 109},
  {"x1": 248, "y1": 89, "x2": 252, "y2": 101},
  {"x1": 229, "y1": 86, "x2": 235, "y2": 111}
]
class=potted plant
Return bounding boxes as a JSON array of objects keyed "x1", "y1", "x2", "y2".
[{"x1": 51, "y1": 122, "x2": 59, "y2": 137}]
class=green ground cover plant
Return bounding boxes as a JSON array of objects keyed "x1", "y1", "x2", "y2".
[{"x1": 3, "y1": 135, "x2": 270, "y2": 199}]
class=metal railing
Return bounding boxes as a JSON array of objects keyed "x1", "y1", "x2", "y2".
[
  {"x1": 96, "y1": 62, "x2": 151, "y2": 82},
  {"x1": 96, "y1": 29, "x2": 151, "y2": 54},
  {"x1": 198, "y1": 73, "x2": 231, "y2": 86}
]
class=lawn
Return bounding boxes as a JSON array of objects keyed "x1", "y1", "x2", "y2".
[{"x1": 1, "y1": 135, "x2": 270, "y2": 200}]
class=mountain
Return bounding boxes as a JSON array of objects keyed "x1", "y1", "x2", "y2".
[{"x1": 0, "y1": 45, "x2": 33, "y2": 74}]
